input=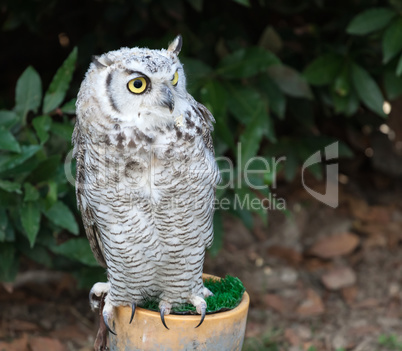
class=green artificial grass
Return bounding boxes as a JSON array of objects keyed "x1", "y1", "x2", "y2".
[{"x1": 139, "y1": 275, "x2": 245, "y2": 314}]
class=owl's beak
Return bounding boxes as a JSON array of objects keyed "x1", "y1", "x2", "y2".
[{"x1": 160, "y1": 85, "x2": 175, "y2": 113}]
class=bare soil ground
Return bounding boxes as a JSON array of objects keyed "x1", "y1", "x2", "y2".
[{"x1": 1, "y1": 175, "x2": 402, "y2": 351}]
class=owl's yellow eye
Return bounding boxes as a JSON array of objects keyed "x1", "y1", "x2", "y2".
[
  {"x1": 127, "y1": 77, "x2": 147, "y2": 94},
  {"x1": 171, "y1": 71, "x2": 179, "y2": 86}
]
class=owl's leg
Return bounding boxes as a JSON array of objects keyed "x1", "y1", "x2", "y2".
[
  {"x1": 89, "y1": 282, "x2": 110, "y2": 311},
  {"x1": 102, "y1": 294, "x2": 116, "y2": 335},
  {"x1": 189, "y1": 295, "x2": 207, "y2": 328},
  {"x1": 159, "y1": 300, "x2": 172, "y2": 330}
]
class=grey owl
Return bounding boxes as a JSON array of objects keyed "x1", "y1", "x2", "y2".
[{"x1": 72, "y1": 35, "x2": 220, "y2": 332}]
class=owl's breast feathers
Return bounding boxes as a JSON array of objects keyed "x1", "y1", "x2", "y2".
[{"x1": 73, "y1": 100, "x2": 220, "y2": 269}]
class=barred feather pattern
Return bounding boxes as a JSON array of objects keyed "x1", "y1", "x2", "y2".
[{"x1": 73, "y1": 49, "x2": 220, "y2": 308}]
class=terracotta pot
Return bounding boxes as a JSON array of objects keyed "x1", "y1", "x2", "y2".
[{"x1": 109, "y1": 274, "x2": 249, "y2": 351}]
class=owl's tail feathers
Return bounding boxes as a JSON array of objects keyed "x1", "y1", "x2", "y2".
[
  {"x1": 158, "y1": 301, "x2": 172, "y2": 330},
  {"x1": 190, "y1": 295, "x2": 207, "y2": 328}
]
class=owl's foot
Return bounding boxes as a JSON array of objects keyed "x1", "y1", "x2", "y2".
[
  {"x1": 159, "y1": 301, "x2": 172, "y2": 330},
  {"x1": 102, "y1": 295, "x2": 116, "y2": 335},
  {"x1": 89, "y1": 282, "x2": 110, "y2": 311},
  {"x1": 202, "y1": 286, "x2": 214, "y2": 298},
  {"x1": 189, "y1": 295, "x2": 207, "y2": 328}
]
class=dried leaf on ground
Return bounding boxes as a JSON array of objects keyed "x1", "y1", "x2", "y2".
[
  {"x1": 264, "y1": 294, "x2": 286, "y2": 314},
  {"x1": 342, "y1": 285, "x2": 358, "y2": 305},
  {"x1": 29, "y1": 336, "x2": 67, "y2": 351},
  {"x1": 309, "y1": 232, "x2": 359, "y2": 258},
  {"x1": 267, "y1": 246, "x2": 303, "y2": 265},
  {"x1": 296, "y1": 289, "x2": 325, "y2": 316},
  {"x1": 285, "y1": 328, "x2": 301, "y2": 346},
  {"x1": 0, "y1": 334, "x2": 29, "y2": 351},
  {"x1": 321, "y1": 267, "x2": 357, "y2": 290}
]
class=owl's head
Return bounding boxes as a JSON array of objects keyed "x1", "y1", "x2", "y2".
[{"x1": 77, "y1": 35, "x2": 188, "y2": 129}]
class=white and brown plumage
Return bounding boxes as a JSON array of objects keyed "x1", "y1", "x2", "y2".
[{"x1": 72, "y1": 36, "x2": 220, "y2": 333}]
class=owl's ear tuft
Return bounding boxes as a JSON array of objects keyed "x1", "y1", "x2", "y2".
[
  {"x1": 92, "y1": 55, "x2": 113, "y2": 69},
  {"x1": 167, "y1": 35, "x2": 183, "y2": 55}
]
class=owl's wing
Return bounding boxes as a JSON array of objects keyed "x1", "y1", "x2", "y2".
[
  {"x1": 72, "y1": 123, "x2": 107, "y2": 269},
  {"x1": 194, "y1": 100, "x2": 215, "y2": 155}
]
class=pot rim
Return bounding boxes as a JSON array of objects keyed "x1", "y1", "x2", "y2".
[{"x1": 119, "y1": 273, "x2": 249, "y2": 322}]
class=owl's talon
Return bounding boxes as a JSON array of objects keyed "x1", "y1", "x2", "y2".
[
  {"x1": 103, "y1": 310, "x2": 117, "y2": 335},
  {"x1": 129, "y1": 302, "x2": 136, "y2": 324},
  {"x1": 189, "y1": 295, "x2": 207, "y2": 328},
  {"x1": 195, "y1": 304, "x2": 206, "y2": 328},
  {"x1": 160, "y1": 306, "x2": 169, "y2": 330},
  {"x1": 102, "y1": 296, "x2": 116, "y2": 335}
]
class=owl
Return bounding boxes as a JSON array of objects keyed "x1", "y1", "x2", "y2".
[{"x1": 72, "y1": 35, "x2": 220, "y2": 334}]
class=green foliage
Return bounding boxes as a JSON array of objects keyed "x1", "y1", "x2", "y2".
[
  {"x1": 1, "y1": 0, "x2": 401, "y2": 280},
  {"x1": 0, "y1": 48, "x2": 92, "y2": 282},
  {"x1": 140, "y1": 275, "x2": 245, "y2": 314},
  {"x1": 378, "y1": 334, "x2": 402, "y2": 350},
  {"x1": 347, "y1": 8, "x2": 396, "y2": 35}
]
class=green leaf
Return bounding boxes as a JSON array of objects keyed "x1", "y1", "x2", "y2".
[
  {"x1": 19, "y1": 244, "x2": 52, "y2": 268},
  {"x1": 346, "y1": 7, "x2": 396, "y2": 35},
  {"x1": 14, "y1": 66, "x2": 42, "y2": 123},
  {"x1": 267, "y1": 65, "x2": 313, "y2": 99},
  {"x1": 226, "y1": 84, "x2": 265, "y2": 123},
  {"x1": 351, "y1": 63, "x2": 386, "y2": 117},
  {"x1": 201, "y1": 80, "x2": 234, "y2": 150},
  {"x1": 26, "y1": 155, "x2": 61, "y2": 183},
  {"x1": 303, "y1": 54, "x2": 343, "y2": 86},
  {"x1": 32, "y1": 115, "x2": 52, "y2": 144},
  {"x1": 217, "y1": 47, "x2": 280, "y2": 79},
  {"x1": 0, "y1": 180, "x2": 22, "y2": 194},
  {"x1": 258, "y1": 76, "x2": 286, "y2": 119},
  {"x1": 332, "y1": 90, "x2": 360, "y2": 116},
  {"x1": 0, "y1": 127, "x2": 21, "y2": 153},
  {"x1": 201, "y1": 80, "x2": 227, "y2": 120},
  {"x1": 0, "y1": 210, "x2": 7, "y2": 242},
  {"x1": 43, "y1": 201, "x2": 79, "y2": 235},
  {"x1": 45, "y1": 181, "x2": 58, "y2": 208},
  {"x1": 23, "y1": 183, "x2": 39, "y2": 202},
  {"x1": 61, "y1": 98, "x2": 77, "y2": 114},
  {"x1": 333, "y1": 65, "x2": 351, "y2": 97},
  {"x1": 232, "y1": 0, "x2": 250, "y2": 6},
  {"x1": 397, "y1": 54, "x2": 402, "y2": 76},
  {"x1": 51, "y1": 238, "x2": 98, "y2": 266},
  {"x1": 20, "y1": 201, "x2": 41, "y2": 247},
  {"x1": 384, "y1": 69, "x2": 402, "y2": 100},
  {"x1": 0, "y1": 243, "x2": 19, "y2": 282},
  {"x1": 0, "y1": 110, "x2": 19, "y2": 129},
  {"x1": 43, "y1": 47, "x2": 78, "y2": 114},
  {"x1": 239, "y1": 108, "x2": 273, "y2": 167},
  {"x1": 383, "y1": 17, "x2": 402, "y2": 64},
  {"x1": 0, "y1": 145, "x2": 41, "y2": 173},
  {"x1": 180, "y1": 58, "x2": 212, "y2": 94},
  {"x1": 209, "y1": 210, "x2": 223, "y2": 257},
  {"x1": 52, "y1": 121, "x2": 74, "y2": 141}
]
